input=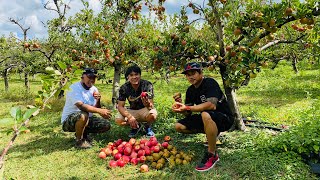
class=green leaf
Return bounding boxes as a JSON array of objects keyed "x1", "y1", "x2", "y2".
[
  {"x1": 10, "y1": 106, "x2": 22, "y2": 121},
  {"x1": 57, "y1": 61, "x2": 67, "y2": 69},
  {"x1": 23, "y1": 108, "x2": 39, "y2": 120},
  {"x1": 313, "y1": 145, "x2": 319, "y2": 152},
  {"x1": 19, "y1": 126, "x2": 28, "y2": 132},
  {"x1": 0, "y1": 118, "x2": 14, "y2": 125},
  {"x1": 54, "y1": 70, "x2": 62, "y2": 75}
]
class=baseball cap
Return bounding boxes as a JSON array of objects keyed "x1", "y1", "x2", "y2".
[
  {"x1": 83, "y1": 68, "x2": 98, "y2": 77},
  {"x1": 181, "y1": 62, "x2": 202, "y2": 74}
]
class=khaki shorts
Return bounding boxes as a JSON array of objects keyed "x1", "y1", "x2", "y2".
[{"x1": 115, "y1": 107, "x2": 157, "y2": 122}]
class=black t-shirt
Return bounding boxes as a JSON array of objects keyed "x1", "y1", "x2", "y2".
[
  {"x1": 118, "y1": 79, "x2": 154, "y2": 110},
  {"x1": 185, "y1": 77, "x2": 233, "y2": 117}
]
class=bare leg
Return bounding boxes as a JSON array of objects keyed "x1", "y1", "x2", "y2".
[
  {"x1": 175, "y1": 123, "x2": 194, "y2": 134},
  {"x1": 201, "y1": 112, "x2": 218, "y2": 153},
  {"x1": 75, "y1": 113, "x2": 89, "y2": 140}
]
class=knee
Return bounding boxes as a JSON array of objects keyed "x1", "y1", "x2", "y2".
[
  {"x1": 175, "y1": 123, "x2": 185, "y2": 133},
  {"x1": 146, "y1": 114, "x2": 157, "y2": 123},
  {"x1": 115, "y1": 118, "x2": 126, "y2": 126},
  {"x1": 201, "y1": 112, "x2": 212, "y2": 123}
]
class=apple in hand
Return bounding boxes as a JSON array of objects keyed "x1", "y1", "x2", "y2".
[{"x1": 141, "y1": 92, "x2": 147, "y2": 97}]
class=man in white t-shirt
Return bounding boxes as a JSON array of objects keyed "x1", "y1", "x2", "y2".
[{"x1": 61, "y1": 68, "x2": 112, "y2": 149}]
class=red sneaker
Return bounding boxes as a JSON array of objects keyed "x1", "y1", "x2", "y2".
[{"x1": 195, "y1": 152, "x2": 219, "y2": 172}]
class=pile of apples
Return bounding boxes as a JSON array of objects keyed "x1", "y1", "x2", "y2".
[{"x1": 98, "y1": 136, "x2": 193, "y2": 172}]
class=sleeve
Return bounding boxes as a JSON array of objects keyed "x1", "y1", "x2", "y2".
[
  {"x1": 204, "y1": 79, "x2": 222, "y2": 99},
  {"x1": 118, "y1": 85, "x2": 127, "y2": 101}
]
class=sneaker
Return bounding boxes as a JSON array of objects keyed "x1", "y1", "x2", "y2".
[
  {"x1": 129, "y1": 128, "x2": 139, "y2": 138},
  {"x1": 195, "y1": 152, "x2": 219, "y2": 172},
  {"x1": 145, "y1": 127, "x2": 155, "y2": 137},
  {"x1": 75, "y1": 139, "x2": 92, "y2": 149}
]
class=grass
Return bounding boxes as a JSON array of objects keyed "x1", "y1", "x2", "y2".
[{"x1": 0, "y1": 61, "x2": 319, "y2": 179}]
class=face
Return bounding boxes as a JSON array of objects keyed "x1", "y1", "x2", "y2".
[
  {"x1": 127, "y1": 71, "x2": 141, "y2": 85},
  {"x1": 81, "y1": 74, "x2": 96, "y2": 88},
  {"x1": 185, "y1": 70, "x2": 203, "y2": 87}
]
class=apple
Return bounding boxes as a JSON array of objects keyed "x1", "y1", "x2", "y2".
[
  {"x1": 140, "y1": 139, "x2": 148, "y2": 145},
  {"x1": 161, "y1": 142, "x2": 169, "y2": 149},
  {"x1": 164, "y1": 135, "x2": 171, "y2": 142},
  {"x1": 129, "y1": 138, "x2": 136, "y2": 145},
  {"x1": 137, "y1": 150, "x2": 145, "y2": 157},
  {"x1": 139, "y1": 156, "x2": 146, "y2": 163},
  {"x1": 117, "y1": 159, "x2": 126, "y2": 167},
  {"x1": 144, "y1": 148, "x2": 151, "y2": 156},
  {"x1": 130, "y1": 151, "x2": 138, "y2": 159},
  {"x1": 108, "y1": 160, "x2": 117, "y2": 168},
  {"x1": 146, "y1": 141, "x2": 153, "y2": 147},
  {"x1": 114, "y1": 153, "x2": 122, "y2": 160},
  {"x1": 130, "y1": 158, "x2": 139, "y2": 165},
  {"x1": 153, "y1": 145, "x2": 160, "y2": 153},
  {"x1": 141, "y1": 92, "x2": 147, "y2": 97},
  {"x1": 112, "y1": 149, "x2": 119, "y2": 156},
  {"x1": 140, "y1": 164, "x2": 149, "y2": 172},
  {"x1": 134, "y1": 145, "x2": 141, "y2": 152},
  {"x1": 98, "y1": 151, "x2": 107, "y2": 159},
  {"x1": 122, "y1": 155, "x2": 131, "y2": 163},
  {"x1": 124, "y1": 146, "x2": 132, "y2": 156},
  {"x1": 115, "y1": 139, "x2": 123, "y2": 146},
  {"x1": 151, "y1": 140, "x2": 158, "y2": 146},
  {"x1": 139, "y1": 143, "x2": 145, "y2": 149},
  {"x1": 104, "y1": 148, "x2": 113, "y2": 156},
  {"x1": 125, "y1": 143, "x2": 132, "y2": 148}
]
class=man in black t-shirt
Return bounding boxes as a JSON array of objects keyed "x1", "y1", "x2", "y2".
[
  {"x1": 172, "y1": 62, "x2": 234, "y2": 172},
  {"x1": 116, "y1": 65, "x2": 157, "y2": 138}
]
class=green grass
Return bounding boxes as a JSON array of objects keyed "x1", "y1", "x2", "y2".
[{"x1": 0, "y1": 62, "x2": 319, "y2": 179}]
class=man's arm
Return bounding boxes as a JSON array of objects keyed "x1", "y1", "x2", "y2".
[
  {"x1": 172, "y1": 97, "x2": 218, "y2": 114},
  {"x1": 117, "y1": 100, "x2": 132, "y2": 118},
  {"x1": 75, "y1": 101, "x2": 111, "y2": 119}
]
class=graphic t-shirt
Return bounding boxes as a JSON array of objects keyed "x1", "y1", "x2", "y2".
[
  {"x1": 61, "y1": 82, "x2": 98, "y2": 123},
  {"x1": 185, "y1": 77, "x2": 233, "y2": 117},
  {"x1": 118, "y1": 79, "x2": 154, "y2": 110}
]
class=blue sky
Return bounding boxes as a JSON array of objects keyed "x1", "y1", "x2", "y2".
[{"x1": 0, "y1": 0, "x2": 199, "y2": 40}]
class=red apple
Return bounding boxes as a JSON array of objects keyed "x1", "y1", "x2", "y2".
[
  {"x1": 122, "y1": 155, "x2": 130, "y2": 163},
  {"x1": 139, "y1": 143, "x2": 145, "y2": 149},
  {"x1": 115, "y1": 139, "x2": 123, "y2": 147},
  {"x1": 125, "y1": 142, "x2": 132, "y2": 148},
  {"x1": 108, "y1": 160, "x2": 117, "y2": 168},
  {"x1": 141, "y1": 92, "x2": 147, "y2": 97},
  {"x1": 144, "y1": 148, "x2": 151, "y2": 156},
  {"x1": 140, "y1": 139, "x2": 148, "y2": 145},
  {"x1": 161, "y1": 142, "x2": 169, "y2": 149},
  {"x1": 117, "y1": 159, "x2": 126, "y2": 167},
  {"x1": 150, "y1": 136, "x2": 157, "y2": 141},
  {"x1": 146, "y1": 141, "x2": 152, "y2": 147},
  {"x1": 124, "y1": 146, "x2": 132, "y2": 156},
  {"x1": 151, "y1": 140, "x2": 158, "y2": 146},
  {"x1": 140, "y1": 164, "x2": 149, "y2": 172},
  {"x1": 114, "y1": 153, "x2": 122, "y2": 160},
  {"x1": 134, "y1": 145, "x2": 141, "y2": 152},
  {"x1": 129, "y1": 138, "x2": 136, "y2": 145},
  {"x1": 139, "y1": 156, "x2": 146, "y2": 163},
  {"x1": 153, "y1": 145, "x2": 160, "y2": 153},
  {"x1": 130, "y1": 151, "x2": 138, "y2": 159},
  {"x1": 130, "y1": 158, "x2": 139, "y2": 165},
  {"x1": 98, "y1": 151, "x2": 107, "y2": 159},
  {"x1": 137, "y1": 150, "x2": 145, "y2": 157}
]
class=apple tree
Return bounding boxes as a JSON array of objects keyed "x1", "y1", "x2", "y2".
[{"x1": 147, "y1": 0, "x2": 319, "y2": 130}]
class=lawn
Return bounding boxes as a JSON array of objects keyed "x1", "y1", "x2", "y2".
[{"x1": 0, "y1": 62, "x2": 319, "y2": 179}]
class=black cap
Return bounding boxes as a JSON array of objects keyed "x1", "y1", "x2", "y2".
[
  {"x1": 83, "y1": 68, "x2": 98, "y2": 77},
  {"x1": 181, "y1": 62, "x2": 202, "y2": 74}
]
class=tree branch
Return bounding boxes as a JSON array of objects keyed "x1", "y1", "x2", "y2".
[{"x1": 259, "y1": 34, "x2": 306, "y2": 51}]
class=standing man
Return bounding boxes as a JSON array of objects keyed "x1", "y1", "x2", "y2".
[
  {"x1": 172, "y1": 62, "x2": 234, "y2": 172},
  {"x1": 115, "y1": 65, "x2": 157, "y2": 138},
  {"x1": 61, "y1": 68, "x2": 112, "y2": 149}
]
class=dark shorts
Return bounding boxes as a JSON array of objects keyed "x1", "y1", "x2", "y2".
[
  {"x1": 62, "y1": 111, "x2": 111, "y2": 133},
  {"x1": 177, "y1": 111, "x2": 233, "y2": 134}
]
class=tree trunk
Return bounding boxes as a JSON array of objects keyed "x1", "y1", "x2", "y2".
[
  {"x1": 224, "y1": 87, "x2": 246, "y2": 130},
  {"x1": 24, "y1": 71, "x2": 30, "y2": 91},
  {"x1": 112, "y1": 63, "x2": 121, "y2": 109},
  {"x1": 3, "y1": 69, "x2": 9, "y2": 92},
  {"x1": 292, "y1": 56, "x2": 298, "y2": 73}
]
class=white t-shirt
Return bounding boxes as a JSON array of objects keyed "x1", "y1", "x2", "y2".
[{"x1": 61, "y1": 81, "x2": 98, "y2": 123}]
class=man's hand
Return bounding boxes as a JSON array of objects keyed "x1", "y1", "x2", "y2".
[
  {"x1": 127, "y1": 115, "x2": 139, "y2": 129},
  {"x1": 98, "y1": 108, "x2": 112, "y2": 119},
  {"x1": 172, "y1": 102, "x2": 186, "y2": 113},
  {"x1": 141, "y1": 96, "x2": 151, "y2": 108},
  {"x1": 93, "y1": 91, "x2": 101, "y2": 100}
]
